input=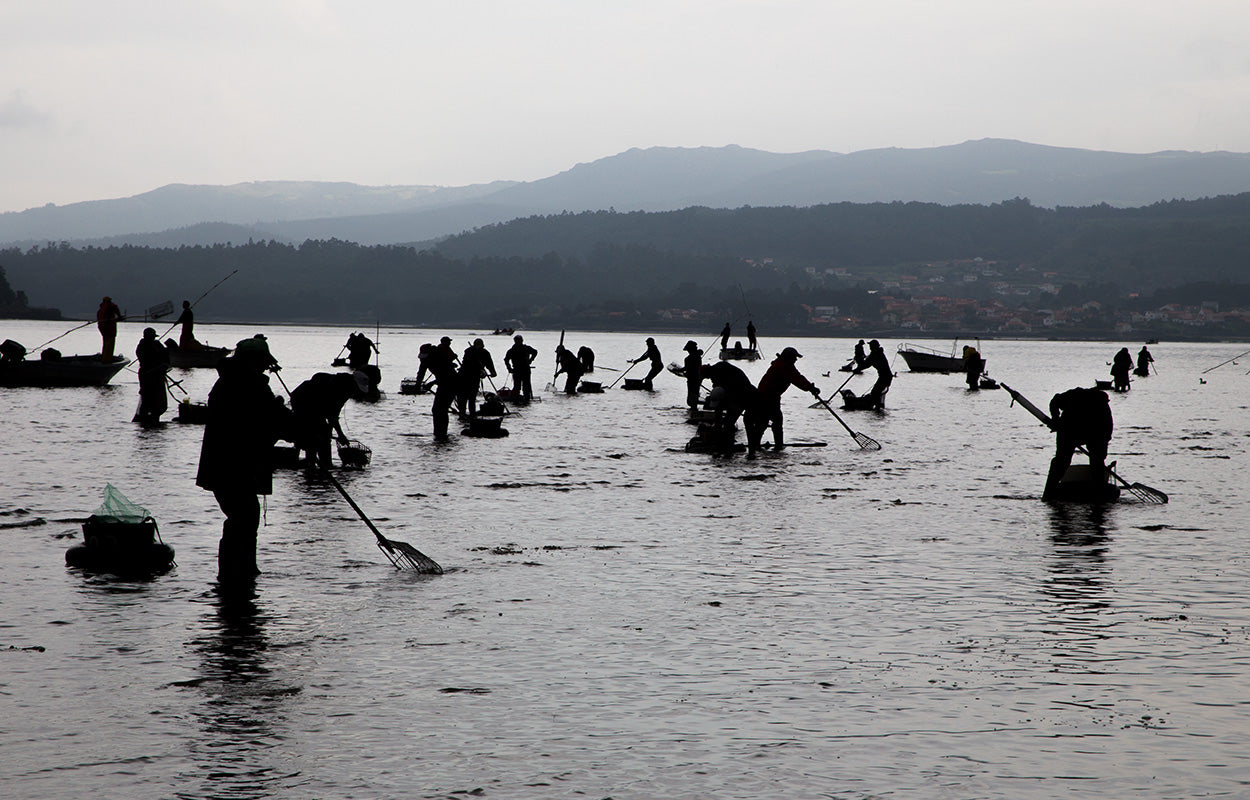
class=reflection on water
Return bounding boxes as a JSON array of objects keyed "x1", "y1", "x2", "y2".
[
  {"x1": 178, "y1": 587, "x2": 301, "y2": 800},
  {"x1": 3, "y1": 322, "x2": 1250, "y2": 799}
]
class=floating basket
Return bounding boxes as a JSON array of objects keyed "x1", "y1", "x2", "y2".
[
  {"x1": 399, "y1": 378, "x2": 424, "y2": 395},
  {"x1": 621, "y1": 378, "x2": 650, "y2": 390},
  {"x1": 578, "y1": 381, "x2": 603, "y2": 393},
  {"x1": 337, "y1": 440, "x2": 372, "y2": 468},
  {"x1": 176, "y1": 400, "x2": 209, "y2": 424}
]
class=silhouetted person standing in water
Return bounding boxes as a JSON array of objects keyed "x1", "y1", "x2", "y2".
[
  {"x1": 554, "y1": 345, "x2": 584, "y2": 394},
  {"x1": 749, "y1": 346, "x2": 820, "y2": 455},
  {"x1": 1135, "y1": 345, "x2": 1154, "y2": 377},
  {"x1": 418, "y1": 341, "x2": 459, "y2": 441},
  {"x1": 1043, "y1": 386, "x2": 1113, "y2": 502},
  {"x1": 963, "y1": 345, "x2": 985, "y2": 390},
  {"x1": 458, "y1": 338, "x2": 497, "y2": 416},
  {"x1": 746, "y1": 321, "x2": 757, "y2": 352},
  {"x1": 720, "y1": 323, "x2": 731, "y2": 351},
  {"x1": 682, "y1": 340, "x2": 703, "y2": 410},
  {"x1": 865, "y1": 339, "x2": 893, "y2": 408},
  {"x1": 577, "y1": 346, "x2": 595, "y2": 374},
  {"x1": 97, "y1": 296, "x2": 123, "y2": 361},
  {"x1": 290, "y1": 372, "x2": 366, "y2": 469},
  {"x1": 135, "y1": 327, "x2": 170, "y2": 424},
  {"x1": 504, "y1": 334, "x2": 538, "y2": 400},
  {"x1": 702, "y1": 360, "x2": 757, "y2": 449},
  {"x1": 1111, "y1": 347, "x2": 1132, "y2": 392},
  {"x1": 196, "y1": 336, "x2": 291, "y2": 584},
  {"x1": 632, "y1": 337, "x2": 663, "y2": 390}
]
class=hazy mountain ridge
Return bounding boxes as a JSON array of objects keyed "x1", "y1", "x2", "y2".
[{"x1": 6, "y1": 139, "x2": 1250, "y2": 247}]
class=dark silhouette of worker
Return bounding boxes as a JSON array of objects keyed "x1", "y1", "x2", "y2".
[
  {"x1": 1043, "y1": 386, "x2": 1113, "y2": 502},
  {"x1": 749, "y1": 347, "x2": 820, "y2": 455},
  {"x1": 682, "y1": 340, "x2": 703, "y2": 410},
  {"x1": 0, "y1": 338, "x2": 25, "y2": 363},
  {"x1": 135, "y1": 327, "x2": 171, "y2": 424},
  {"x1": 963, "y1": 345, "x2": 985, "y2": 390},
  {"x1": 746, "y1": 321, "x2": 757, "y2": 351},
  {"x1": 417, "y1": 341, "x2": 458, "y2": 441},
  {"x1": 175, "y1": 300, "x2": 202, "y2": 350},
  {"x1": 864, "y1": 339, "x2": 893, "y2": 408},
  {"x1": 632, "y1": 337, "x2": 664, "y2": 390},
  {"x1": 554, "y1": 345, "x2": 584, "y2": 394},
  {"x1": 720, "y1": 323, "x2": 731, "y2": 351},
  {"x1": 849, "y1": 339, "x2": 867, "y2": 372},
  {"x1": 195, "y1": 336, "x2": 292, "y2": 584},
  {"x1": 458, "y1": 338, "x2": 497, "y2": 416},
  {"x1": 97, "y1": 296, "x2": 123, "y2": 362},
  {"x1": 702, "y1": 360, "x2": 757, "y2": 445},
  {"x1": 1110, "y1": 347, "x2": 1132, "y2": 392},
  {"x1": 345, "y1": 333, "x2": 380, "y2": 397},
  {"x1": 504, "y1": 334, "x2": 538, "y2": 400},
  {"x1": 1134, "y1": 346, "x2": 1154, "y2": 377},
  {"x1": 290, "y1": 372, "x2": 366, "y2": 469},
  {"x1": 577, "y1": 346, "x2": 595, "y2": 374}
]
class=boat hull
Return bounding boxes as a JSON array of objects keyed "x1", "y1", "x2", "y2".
[
  {"x1": 718, "y1": 348, "x2": 760, "y2": 361},
  {"x1": 167, "y1": 345, "x2": 230, "y2": 369},
  {"x1": 897, "y1": 346, "x2": 966, "y2": 373},
  {"x1": 0, "y1": 355, "x2": 129, "y2": 388}
]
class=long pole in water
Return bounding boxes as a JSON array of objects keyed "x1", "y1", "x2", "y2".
[{"x1": 1202, "y1": 348, "x2": 1250, "y2": 374}]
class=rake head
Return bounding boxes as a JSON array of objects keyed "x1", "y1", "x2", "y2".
[{"x1": 377, "y1": 537, "x2": 444, "y2": 574}]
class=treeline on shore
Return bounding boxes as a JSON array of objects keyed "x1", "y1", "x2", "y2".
[{"x1": 1, "y1": 194, "x2": 1249, "y2": 333}]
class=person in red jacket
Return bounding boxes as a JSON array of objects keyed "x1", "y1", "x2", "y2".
[{"x1": 748, "y1": 346, "x2": 820, "y2": 455}]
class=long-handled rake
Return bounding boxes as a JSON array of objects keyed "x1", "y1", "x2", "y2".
[
  {"x1": 814, "y1": 396, "x2": 881, "y2": 450},
  {"x1": 324, "y1": 472, "x2": 443, "y2": 573},
  {"x1": 1000, "y1": 382, "x2": 1168, "y2": 504}
]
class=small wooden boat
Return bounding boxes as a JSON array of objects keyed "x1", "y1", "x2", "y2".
[
  {"x1": 896, "y1": 342, "x2": 967, "y2": 373},
  {"x1": 718, "y1": 347, "x2": 760, "y2": 362},
  {"x1": 0, "y1": 353, "x2": 129, "y2": 388},
  {"x1": 164, "y1": 341, "x2": 230, "y2": 369}
]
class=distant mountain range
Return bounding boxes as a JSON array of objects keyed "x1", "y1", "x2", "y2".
[{"x1": 6, "y1": 139, "x2": 1250, "y2": 248}]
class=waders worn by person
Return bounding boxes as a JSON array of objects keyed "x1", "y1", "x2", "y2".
[
  {"x1": 632, "y1": 337, "x2": 664, "y2": 390},
  {"x1": 196, "y1": 336, "x2": 292, "y2": 584},
  {"x1": 135, "y1": 327, "x2": 170, "y2": 424},
  {"x1": 748, "y1": 347, "x2": 820, "y2": 455},
  {"x1": 290, "y1": 372, "x2": 366, "y2": 469},
  {"x1": 504, "y1": 335, "x2": 538, "y2": 400},
  {"x1": 1043, "y1": 386, "x2": 1113, "y2": 502},
  {"x1": 97, "y1": 296, "x2": 123, "y2": 361}
]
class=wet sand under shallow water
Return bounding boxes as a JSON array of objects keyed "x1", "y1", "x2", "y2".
[{"x1": 2, "y1": 320, "x2": 1250, "y2": 799}]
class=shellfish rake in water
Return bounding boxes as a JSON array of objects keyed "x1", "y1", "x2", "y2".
[{"x1": 325, "y1": 472, "x2": 443, "y2": 574}]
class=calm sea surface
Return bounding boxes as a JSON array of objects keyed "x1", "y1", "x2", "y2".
[{"x1": 1, "y1": 319, "x2": 1248, "y2": 800}]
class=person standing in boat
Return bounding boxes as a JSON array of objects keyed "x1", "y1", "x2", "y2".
[
  {"x1": 175, "y1": 300, "x2": 203, "y2": 350},
  {"x1": 457, "y1": 338, "x2": 497, "y2": 416},
  {"x1": 135, "y1": 327, "x2": 171, "y2": 424},
  {"x1": 720, "y1": 322, "x2": 731, "y2": 351},
  {"x1": 631, "y1": 337, "x2": 664, "y2": 390},
  {"x1": 746, "y1": 321, "x2": 757, "y2": 353},
  {"x1": 865, "y1": 339, "x2": 893, "y2": 408},
  {"x1": 1135, "y1": 345, "x2": 1154, "y2": 377},
  {"x1": 96, "y1": 296, "x2": 123, "y2": 362},
  {"x1": 682, "y1": 340, "x2": 703, "y2": 411},
  {"x1": 504, "y1": 334, "x2": 538, "y2": 401},
  {"x1": 1043, "y1": 386, "x2": 1113, "y2": 502},
  {"x1": 290, "y1": 371, "x2": 366, "y2": 470},
  {"x1": 1110, "y1": 347, "x2": 1133, "y2": 392},
  {"x1": 195, "y1": 336, "x2": 292, "y2": 584},
  {"x1": 748, "y1": 347, "x2": 820, "y2": 455},
  {"x1": 554, "y1": 345, "x2": 584, "y2": 394}
]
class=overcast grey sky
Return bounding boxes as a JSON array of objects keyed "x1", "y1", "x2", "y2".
[{"x1": 2, "y1": 0, "x2": 1249, "y2": 213}]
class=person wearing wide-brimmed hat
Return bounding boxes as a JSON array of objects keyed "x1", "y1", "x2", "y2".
[{"x1": 748, "y1": 346, "x2": 820, "y2": 455}]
